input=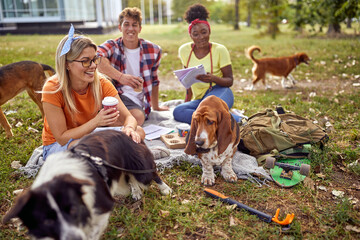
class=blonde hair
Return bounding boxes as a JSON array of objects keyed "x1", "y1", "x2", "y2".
[{"x1": 44, "y1": 35, "x2": 102, "y2": 116}]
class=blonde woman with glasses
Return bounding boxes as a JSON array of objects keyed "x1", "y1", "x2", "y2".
[{"x1": 41, "y1": 25, "x2": 144, "y2": 160}]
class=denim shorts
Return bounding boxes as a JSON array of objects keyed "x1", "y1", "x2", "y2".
[{"x1": 43, "y1": 139, "x2": 75, "y2": 161}]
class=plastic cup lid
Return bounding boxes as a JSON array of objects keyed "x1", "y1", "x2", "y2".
[
  {"x1": 102, "y1": 96, "x2": 119, "y2": 106},
  {"x1": 177, "y1": 123, "x2": 190, "y2": 130}
]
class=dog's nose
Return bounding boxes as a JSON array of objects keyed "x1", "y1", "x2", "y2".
[{"x1": 195, "y1": 140, "x2": 205, "y2": 146}]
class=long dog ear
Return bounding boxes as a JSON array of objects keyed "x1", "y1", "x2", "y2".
[
  {"x1": 216, "y1": 103, "x2": 233, "y2": 155},
  {"x1": 2, "y1": 190, "x2": 32, "y2": 224},
  {"x1": 184, "y1": 118, "x2": 197, "y2": 155}
]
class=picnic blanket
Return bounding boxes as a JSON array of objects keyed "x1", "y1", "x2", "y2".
[{"x1": 20, "y1": 100, "x2": 271, "y2": 186}]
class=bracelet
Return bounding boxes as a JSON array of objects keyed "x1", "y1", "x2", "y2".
[{"x1": 119, "y1": 73, "x2": 124, "y2": 82}]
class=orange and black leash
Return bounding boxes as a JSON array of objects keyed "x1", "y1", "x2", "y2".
[{"x1": 204, "y1": 188, "x2": 294, "y2": 229}]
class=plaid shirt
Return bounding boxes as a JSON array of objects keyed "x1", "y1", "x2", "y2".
[{"x1": 97, "y1": 37, "x2": 161, "y2": 118}]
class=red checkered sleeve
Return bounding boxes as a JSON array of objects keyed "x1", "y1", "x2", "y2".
[
  {"x1": 97, "y1": 40, "x2": 116, "y2": 58},
  {"x1": 151, "y1": 47, "x2": 161, "y2": 87}
]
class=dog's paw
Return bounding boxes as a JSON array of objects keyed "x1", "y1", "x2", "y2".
[
  {"x1": 221, "y1": 168, "x2": 238, "y2": 183},
  {"x1": 245, "y1": 85, "x2": 254, "y2": 91},
  {"x1": 131, "y1": 189, "x2": 143, "y2": 201},
  {"x1": 201, "y1": 174, "x2": 215, "y2": 186},
  {"x1": 150, "y1": 147, "x2": 170, "y2": 160},
  {"x1": 130, "y1": 183, "x2": 143, "y2": 201},
  {"x1": 223, "y1": 173, "x2": 238, "y2": 183},
  {"x1": 159, "y1": 182, "x2": 172, "y2": 195}
]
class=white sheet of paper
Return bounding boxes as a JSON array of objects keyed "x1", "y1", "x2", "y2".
[
  {"x1": 93, "y1": 126, "x2": 123, "y2": 133},
  {"x1": 173, "y1": 64, "x2": 205, "y2": 89},
  {"x1": 143, "y1": 124, "x2": 174, "y2": 140}
]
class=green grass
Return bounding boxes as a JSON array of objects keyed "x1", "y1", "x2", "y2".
[{"x1": 0, "y1": 24, "x2": 359, "y2": 239}]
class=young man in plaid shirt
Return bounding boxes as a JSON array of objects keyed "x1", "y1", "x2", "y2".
[{"x1": 97, "y1": 7, "x2": 169, "y2": 126}]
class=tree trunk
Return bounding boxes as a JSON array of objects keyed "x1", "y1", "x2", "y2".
[
  {"x1": 268, "y1": 0, "x2": 279, "y2": 39},
  {"x1": 246, "y1": 2, "x2": 251, "y2": 27},
  {"x1": 234, "y1": 0, "x2": 240, "y2": 30},
  {"x1": 347, "y1": 18, "x2": 352, "y2": 29},
  {"x1": 327, "y1": 23, "x2": 341, "y2": 35},
  {"x1": 294, "y1": 0, "x2": 302, "y2": 32}
]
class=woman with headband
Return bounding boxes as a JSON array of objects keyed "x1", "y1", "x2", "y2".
[
  {"x1": 41, "y1": 24, "x2": 144, "y2": 160},
  {"x1": 173, "y1": 4, "x2": 241, "y2": 124}
]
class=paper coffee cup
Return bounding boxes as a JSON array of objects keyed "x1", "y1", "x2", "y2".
[
  {"x1": 176, "y1": 123, "x2": 190, "y2": 137},
  {"x1": 102, "y1": 96, "x2": 119, "y2": 111},
  {"x1": 134, "y1": 77, "x2": 143, "y2": 92}
]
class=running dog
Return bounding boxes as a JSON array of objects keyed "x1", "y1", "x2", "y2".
[
  {"x1": 0, "y1": 61, "x2": 55, "y2": 137},
  {"x1": 246, "y1": 46, "x2": 310, "y2": 90}
]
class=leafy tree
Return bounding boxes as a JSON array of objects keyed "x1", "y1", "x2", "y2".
[
  {"x1": 288, "y1": 0, "x2": 325, "y2": 32},
  {"x1": 335, "y1": 0, "x2": 360, "y2": 28},
  {"x1": 293, "y1": 0, "x2": 303, "y2": 31},
  {"x1": 208, "y1": 2, "x2": 234, "y2": 24},
  {"x1": 245, "y1": 0, "x2": 263, "y2": 28},
  {"x1": 290, "y1": 0, "x2": 360, "y2": 35},
  {"x1": 323, "y1": 0, "x2": 347, "y2": 34},
  {"x1": 171, "y1": 0, "x2": 208, "y2": 22},
  {"x1": 234, "y1": 0, "x2": 240, "y2": 30},
  {"x1": 264, "y1": 0, "x2": 287, "y2": 38},
  {"x1": 243, "y1": 0, "x2": 286, "y2": 37}
]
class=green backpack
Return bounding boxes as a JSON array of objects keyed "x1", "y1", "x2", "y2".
[{"x1": 238, "y1": 108, "x2": 328, "y2": 159}]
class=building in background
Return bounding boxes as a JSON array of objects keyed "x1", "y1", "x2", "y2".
[
  {"x1": 0, "y1": 0, "x2": 122, "y2": 34},
  {"x1": 0, "y1": 0, "x2": 173, "y2": 35}
]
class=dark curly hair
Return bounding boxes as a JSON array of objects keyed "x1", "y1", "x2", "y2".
[{"x1": 184, "y1": 4, "x2": 209, "y2": 24}]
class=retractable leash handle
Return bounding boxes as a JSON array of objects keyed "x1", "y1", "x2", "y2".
[{"x1": 204, "y1": 188, "x2": 294, "y2": 227}]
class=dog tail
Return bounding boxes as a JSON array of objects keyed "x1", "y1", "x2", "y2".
[
  {"x1": 245, "y1": 45, "x2": 261, "y2": 63},
  {"x1": 41, "y1": 64, "x2": 56, "y2": 78}
]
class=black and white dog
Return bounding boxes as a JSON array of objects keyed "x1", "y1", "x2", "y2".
[{"x1": 2, "y1": 130, "x2": 172, "y2": 240}]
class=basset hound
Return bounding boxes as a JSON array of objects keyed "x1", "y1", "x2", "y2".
[{"x1": 184, "y1": 95, "x2": 240, "y2": 186}]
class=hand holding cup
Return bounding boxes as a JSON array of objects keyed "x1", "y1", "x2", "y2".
[
  {"x1": 102, "y1": 96, "x2": 119, "y2": 113},
  {"x1": 134, "y1": 76, "x2": 143, "y2": 92}
]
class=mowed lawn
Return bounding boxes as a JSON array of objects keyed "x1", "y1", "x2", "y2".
[{"x1": 0, "y1": 24, "x2": 359, "y2": 239}]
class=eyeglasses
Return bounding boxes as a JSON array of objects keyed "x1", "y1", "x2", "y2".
[{"x1": 68, "y1": 56, "x2": 101, "y2": 68}]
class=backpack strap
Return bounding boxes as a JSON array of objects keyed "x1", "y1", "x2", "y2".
[
  {"x1": 257, "y1": 149, "x2": 280, "y2": 165},
  {"x1": 256, "y1": 145, "x2": 311, "y2": 165},
  {"x1": 265, "y1": 109, "x2": 281, "y2": 130}
]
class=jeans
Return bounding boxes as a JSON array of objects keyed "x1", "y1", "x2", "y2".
[
  {"x1": 43, "y1": 139, "x2": 75, "y2": 160},
  {"x1": 173, "y1": 85, "x2": 241, "y2": 124}
]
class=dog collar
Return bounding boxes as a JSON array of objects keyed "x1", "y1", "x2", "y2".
[
  {"x1": 294, "y1": 56, "x2": 299, "y2": 66},
  {"x1": 70, "y1": 147, "x2": 158, "y2": 174},
  {"x1": 71, "y1": 149, "x2": 109, "y2": 183}
]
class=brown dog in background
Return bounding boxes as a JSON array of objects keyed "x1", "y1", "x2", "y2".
[
  {"x1": 0, "y1": 61, "x2": 55, "y2": 138},
  {"x1": 246, "y1": 46, "x2": 310, "y2": 90}
]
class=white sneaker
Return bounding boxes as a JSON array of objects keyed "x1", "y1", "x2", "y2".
[
  {"x1": 231, "y1": 109, "x2": 248, "y2": 120},
  {"x1": 150, "y1": 147, "x2": 170, "y2": 160}
]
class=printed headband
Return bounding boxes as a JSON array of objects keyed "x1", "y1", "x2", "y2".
[
  {"x1": 60, "y1": 24, "x2": 82, "y2": 56},
  {"x1": 188, "y1": 19, "x2": 211, "y2": 34}
]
